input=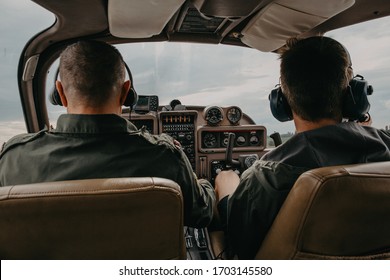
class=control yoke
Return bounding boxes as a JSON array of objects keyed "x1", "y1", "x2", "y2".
[
  {"x1": 270, "y1": 132, "x2": 282, "y2": 147},
  {"x1": 225, "y1": 133, "x2": 240, "y2": 169}
]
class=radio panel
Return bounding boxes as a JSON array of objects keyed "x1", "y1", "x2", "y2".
[{"x1": 159, "y1": 111, "x2": 198, "y2": 171}]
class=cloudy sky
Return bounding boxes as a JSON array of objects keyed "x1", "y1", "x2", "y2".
[{"x1": 1, "y1": 1, "x2": 390, "y2": 144}]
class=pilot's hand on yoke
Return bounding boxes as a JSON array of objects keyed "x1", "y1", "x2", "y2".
[{"x1": 214, "y1": 170, "x2": 240, "y2": 203}]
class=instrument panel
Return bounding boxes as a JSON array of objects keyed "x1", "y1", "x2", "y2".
[
  {"x1": 200, "y1": 128, "x2": 265, "y2": 151},
  {"x1": 123, "y1": 97, "x2": 267, "y2": 182}
]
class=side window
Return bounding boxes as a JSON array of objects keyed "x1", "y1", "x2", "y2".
[
  {"x1": 0, "y1": 1, "x2": 54, "y2": 143},
  {"x1": 327, "y1": 16, "x2": 390, "y2": 131}
]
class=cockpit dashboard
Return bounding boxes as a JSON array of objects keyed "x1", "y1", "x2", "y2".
[{"x1": 123, "y1": 95, "x2": 267, "y2": 183}]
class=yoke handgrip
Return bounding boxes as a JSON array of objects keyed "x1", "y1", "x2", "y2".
[{"x1": 225, "y1": 133, "x2": 240, "y2": 169}]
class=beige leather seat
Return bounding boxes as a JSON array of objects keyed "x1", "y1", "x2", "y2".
[
  {"x1": 256, "y1": 162, "x2": 390, "y2": 260},
  {"x1": 0, "y1": 177, "x2": 185, "y2": 260}
]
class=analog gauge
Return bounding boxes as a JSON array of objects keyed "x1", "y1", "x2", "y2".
[
  {"x1": 227, "y1": 106, "x2": 242, "y2": 125},
  {"x1": 203, "y1": 133, "x2": 217, "y2": 148},
  {"x1": 236, "y1": 135, "x2": 246, "y2": 146},
  {"x1": 204, "y1": 106, "x2": 224, "y2": 126},
  {"x1": 249, "y1": 135, "x2": 260, "y2": 145}
]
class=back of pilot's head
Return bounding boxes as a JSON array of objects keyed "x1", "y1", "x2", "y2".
[
  {"x1": 59, "y1": 40, "x2": 125, "y2": 106},
  {"x1": 280, "y1": 36, "x2": 352, "y2": 122}
]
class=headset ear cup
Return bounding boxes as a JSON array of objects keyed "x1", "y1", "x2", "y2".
[
  {"x1": 123, "y1": 87, "x2": 138, "y2": 107},
  {"x1": 269, "y1": 86, "x2": 293, "y2": 122},
  {"x1": 49, "y1": 67, "x2": 63, "y2": 106},
  {"x1": 49, "y1": 86, "x2": 63, "y2": 106},
  {"x1": 123, "y1": 63, "x2": 138, "y2": 108},
  {"x1": 343, "y1": 75, "x2": 372, "y2": 121}
]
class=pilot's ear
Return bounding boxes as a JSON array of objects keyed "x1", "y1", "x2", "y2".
[
  {"x1": 119, "y1": 80, "x2": 131, "y2": 105},
  {"x1": 56, "y1": 81, "x2": 68, "y2": 107}
]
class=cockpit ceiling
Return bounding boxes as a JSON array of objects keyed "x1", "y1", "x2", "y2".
[
  {"x1": 108, "y1": 0, "x2": 355, "y2": 51},
  {"x1": 32, "y1": 0, "x2": 390, "y2": 53},
  {"x1": 107, "y1": 0, "x2": 389, "y2": 52}
]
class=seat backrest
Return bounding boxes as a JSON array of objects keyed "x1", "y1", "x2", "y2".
[
  {"x1": 256, "y1": 162, "x2": 390, "y2": 260},
  {"x1": 0, "y1": 177, "x2": 185, "y2": 260}
]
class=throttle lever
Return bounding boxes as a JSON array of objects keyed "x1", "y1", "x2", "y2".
[{"x1": 225, "y1": 133, "x2": 240, "y2": 169}]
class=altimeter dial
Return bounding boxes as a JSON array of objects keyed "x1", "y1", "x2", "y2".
[{"x1": 227, "y1": 106, "x2": 242, "y2": 125}]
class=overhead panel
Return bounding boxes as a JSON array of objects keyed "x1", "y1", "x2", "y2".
[
  {"x1": 108, "y1": 0, "x2": 185, "y2": 38},
  {"x1": 241, "y1": 0, "x2": 355, "y2": 52},
  {"x1": 178, "y1": 7, "x2": 225, "y2": 34},
  {"x1": 190, "y1": 0, "x2": 267, "y2": 18}
]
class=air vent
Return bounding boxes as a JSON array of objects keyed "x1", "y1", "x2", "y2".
[{"x1": 179, "y1": 8, "x2": 224, "y2": 33}]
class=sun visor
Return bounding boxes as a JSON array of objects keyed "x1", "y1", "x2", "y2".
[
  {"x1": 108, "y1": 0, "x2": 185, "y2": 38},
  {"x1": 241, "y1": 0, "x2": 355, "y2": 52},
  {"x1": 190, "y1": 0, "x2": 266, "y2": 18}
]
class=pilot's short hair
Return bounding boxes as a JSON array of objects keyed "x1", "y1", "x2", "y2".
[
  {"x1": 59, "y1": 40, "x2": 126, "y2": 106},
  {"x1": 279, "y1": 36, "x2": 352, "y2": 122}
]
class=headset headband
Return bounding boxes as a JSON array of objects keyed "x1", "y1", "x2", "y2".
[{"x1": 49, "y1": 62, "x2": 138, "y2": 108}]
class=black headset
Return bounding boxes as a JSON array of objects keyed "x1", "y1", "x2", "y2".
[
  {"x1": 49, "y1": 62, "x2": 138, "y2": 108},
  {"x1": 269, "y1": 39, "x2": 373, "y2": 122},
  {"x1": 269, "y1": 75, "x2": 373, "y2": 122}
]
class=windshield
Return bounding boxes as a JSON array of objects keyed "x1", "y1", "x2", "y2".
[
  {"x1": 46, "y1": 42, "x2": 283, "y2": 132},
  {"x1": 1, "y1": 1, "x2": 390, "y2": 144}
]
